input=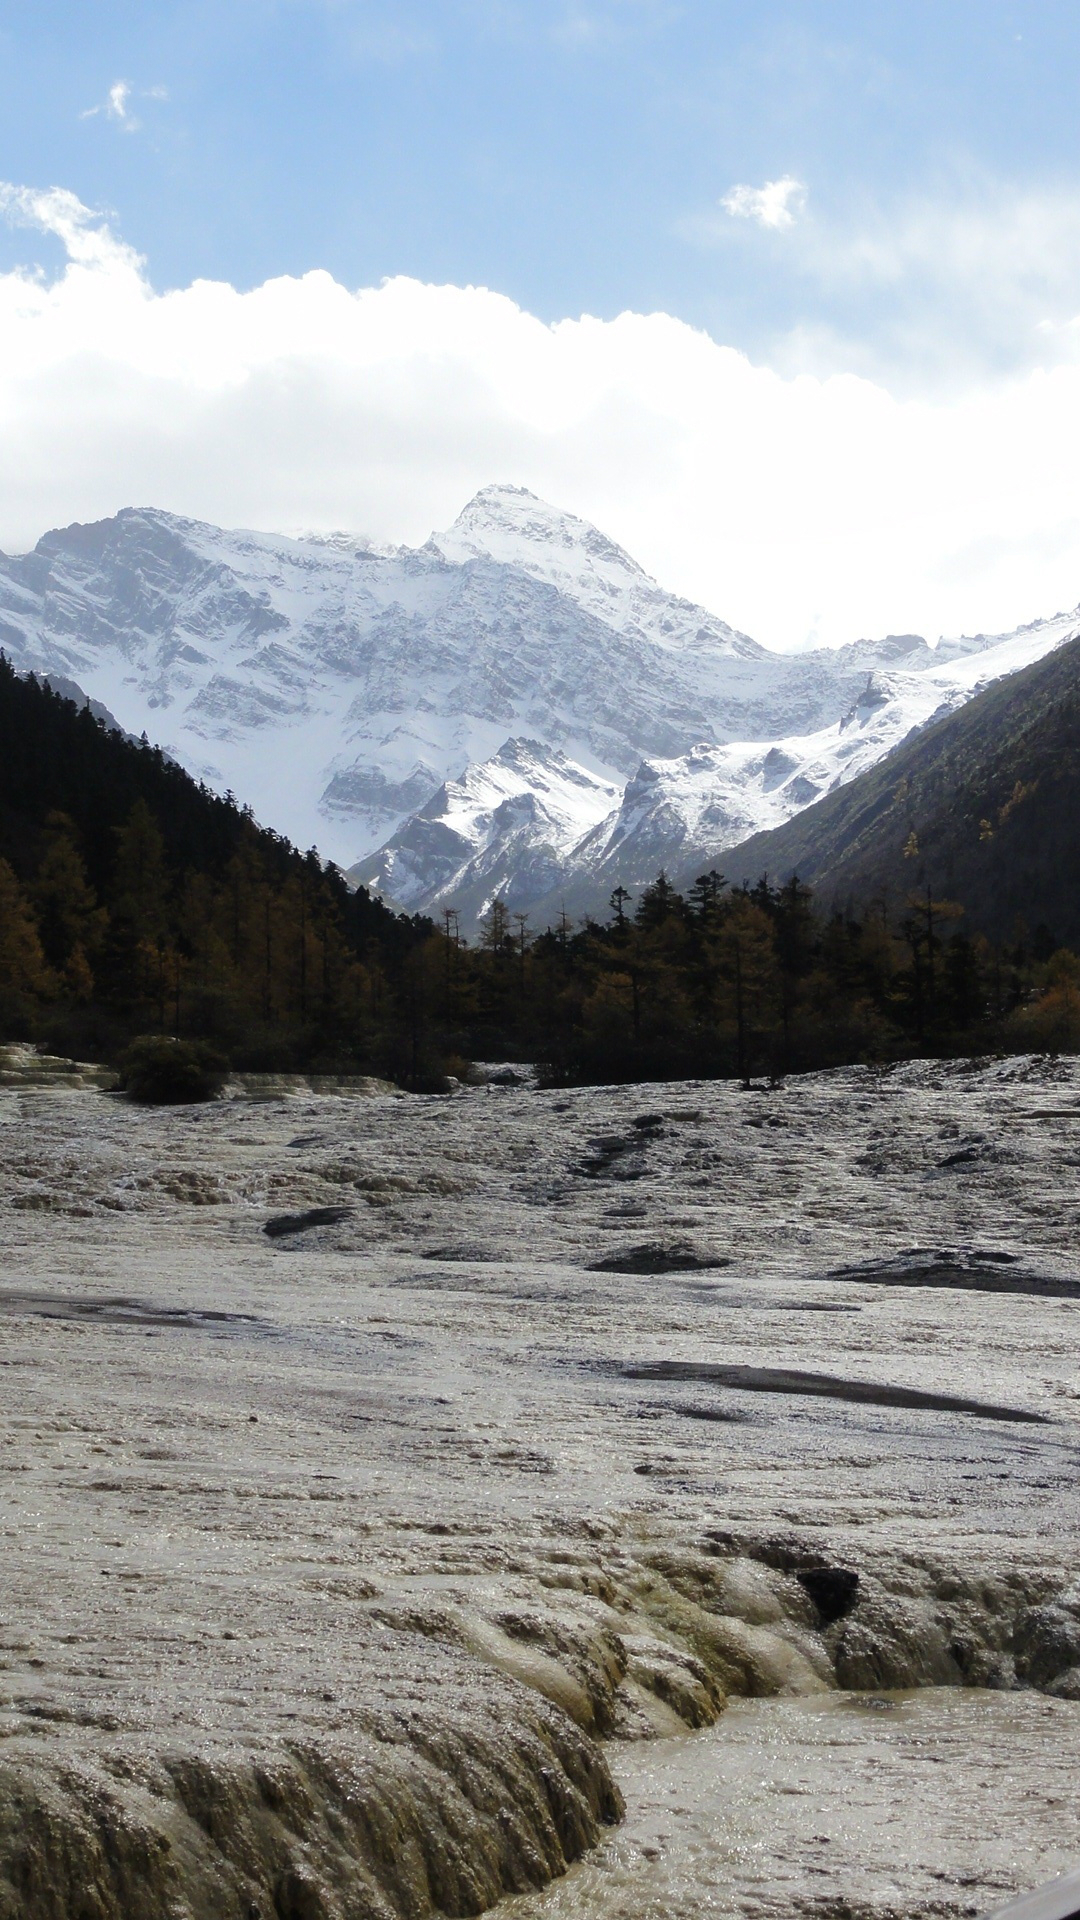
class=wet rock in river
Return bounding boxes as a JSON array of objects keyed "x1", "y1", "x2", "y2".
[
  {"x1": 624, "y1": 1360, "x2": 1048, "y2": 1422},
  {"x1": 827, "y1": 1246, "x2": 1080, "y2": 1297},
  {"x1": 263, "y1": 1206, "x2": 355, "y2": 1238},
  {"x1": 796, "y1": 1566, "x2": 860, "y2": 1626},
  {"x1": 588, "y1": 1243, "x2": 731, "y2": 1275},
  {"x1": 1014, "y1": 1602, "x2": 1080, "y2": 1691}
]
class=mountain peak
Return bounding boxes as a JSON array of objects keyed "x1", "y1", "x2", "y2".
[
  {"x1": 454, "y1": 482, "x2": 544, "y2": 519},
  {"x1": 427, "y1": 482, "x2": 760, "y2": 661},
  {"x1": 429, "y1": 482, "x2": 649, "y2": 582}
]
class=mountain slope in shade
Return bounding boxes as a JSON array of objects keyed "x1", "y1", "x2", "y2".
[
  {"x1": 714, "y1": 629, "x2": 1080, "y2": 945},
  {"x1": 571, "y1": 610, "x2": 1080, "y2": 883}
]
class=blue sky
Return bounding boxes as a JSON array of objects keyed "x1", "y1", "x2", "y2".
[
  {"x1": 0, "y1": 2, "x2": 1075, "y2": 367},
  {"x1": 3, "y1": 2, "x2": 1080, "y2": 647}
]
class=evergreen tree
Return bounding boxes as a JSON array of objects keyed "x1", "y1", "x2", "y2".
[
  {"x1": 30, "y1": 812, "x2": 107, "y2": 982},
  {"x1": 112, "y1": 801, "x2": 170, "y2": 943}
]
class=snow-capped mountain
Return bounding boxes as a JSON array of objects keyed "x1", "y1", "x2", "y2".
[
  {"x1": 0, "y1": 483, "x2": 1076, "y2": 924},
  {"x1": 352, "y1": 738, "x2": 621, "y2": 921},
  {"x1": 546, "y1": 624, "x2": 1079, "y2": 905},
  {"x1": 426, "y1": 487, "x2": 756, "y2": 657},
  {"x1": 0, "y1": 486, "x2": 832, "y2": 863}
]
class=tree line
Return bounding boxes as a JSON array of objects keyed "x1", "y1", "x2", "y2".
[{"x1": 408, "y1": 871, "x2": 1077, "y2": 1084}]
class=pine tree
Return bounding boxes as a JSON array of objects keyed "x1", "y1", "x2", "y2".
[
  {"x1": 635, "y1": 872, "x2": 680, "y2": 929},
  {"x1": 687, "y1": 870, "x2": 725, "y2": 928},
  {"x1": 480, "y1": 899, "x2": 512, "y2": 954}
]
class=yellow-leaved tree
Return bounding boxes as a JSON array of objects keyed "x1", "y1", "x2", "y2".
[{"x1": 0, "y1": 858, "x2": 55, "y2": 1002}]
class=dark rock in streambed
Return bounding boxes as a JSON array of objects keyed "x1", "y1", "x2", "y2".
[
  {"x1": 587, "y1": 1244, "x2": 731, "y2": 1275},
  {"x1": 575, "y1": 1135, "x2": 644, "y2": 1179},
  {"x1": 0, "y1": 1289, "x2": 268, "y2": 1334},
  {"x1": 421, "y1": 1244, "x2": 500, "y2": 1263},
  {"x1": 464, "y1": 1064, "x2": 530, "y2": 1087},
  {"x1": 623, "y1": 1360, "x2": 1049, "y2": 1423},
  {"x1": 1014, "y1": 1600, "x2": 1080, "y2": 1692},
  {"x1": 827, "y1": 1246, "x2": 1080, "y2": 1298},
  {"x1": 797, "y1": 1565, "x2": 860, "y2": 1625},
  {"x1": 771, "y1": 1301, "x2": 862, "y2": 1313},
  {"x1": 263, "y1": 1206, "x2": 355, "y2": 1239},
  {"x1": 646, "y1": 1400, "x2": 757, "y2": 1426}
]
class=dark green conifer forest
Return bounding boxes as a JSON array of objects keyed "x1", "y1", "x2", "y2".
[
  {"x1": 0, "y1": 659, "x2": 430, "y2": 1077},
  {"x1": 1, "y1": 657, "x2": 1076, "y2": 1087}
]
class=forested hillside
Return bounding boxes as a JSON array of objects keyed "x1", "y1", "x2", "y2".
[{"x1": 0, "y1": 658, "x2": 430, "y2": 1074}]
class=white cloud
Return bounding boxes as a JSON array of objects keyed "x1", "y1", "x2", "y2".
[
  {"x1": 80, "y1": 79, "x2": 138, "y2": 130},
  {"x1": 107, "y1": 81, "x2": 135, "y2": 123},
  {"x1": 80, "y1": 79, "x2": 166, "y2": 131},
  {"x1": 721, "y1": 176, "x2": 806, "y2": 230},
  {"x1": 3, "y1": 182, "x2": 1080, "y2": 653},
  {"x1": 0, "y1": 184, "x2": 145, "y2": 274},
  {"x1": 693, "y1": 175, "x2": 1080, "y2": 389}
]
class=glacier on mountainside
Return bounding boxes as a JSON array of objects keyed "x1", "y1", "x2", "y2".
[{"x1": 0, "y1": 483, "x2": 1076, "y2": 923}]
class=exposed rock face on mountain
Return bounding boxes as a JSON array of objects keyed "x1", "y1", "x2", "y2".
[
  {"x1": 0, "y1": 483, "x2": 1076, "y2": 921},
  {"x1": 352, "y1": 737, "x2": 620, "y2": 919}
]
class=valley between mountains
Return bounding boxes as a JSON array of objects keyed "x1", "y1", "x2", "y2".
[{"x1": 2, "y1": 485, "x2": 1076, "y2": 928}]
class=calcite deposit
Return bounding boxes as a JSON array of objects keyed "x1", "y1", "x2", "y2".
[{"x1": 1, "y1": 1054, "x2": 1079, "y2": 1918}]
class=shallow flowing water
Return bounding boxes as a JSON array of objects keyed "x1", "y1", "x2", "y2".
[{"x1": 503, "y1": 1690, "x2": 1080, "y2": 1920}]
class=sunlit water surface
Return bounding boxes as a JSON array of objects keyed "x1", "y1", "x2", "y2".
[{"x1": 502, "y1": 1690, "x2": 1080, "y2": 1920}]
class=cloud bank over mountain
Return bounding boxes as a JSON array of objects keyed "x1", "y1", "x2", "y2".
[{"x1": 3, "y1": 181, "x2": 1080, "y2": 650}]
